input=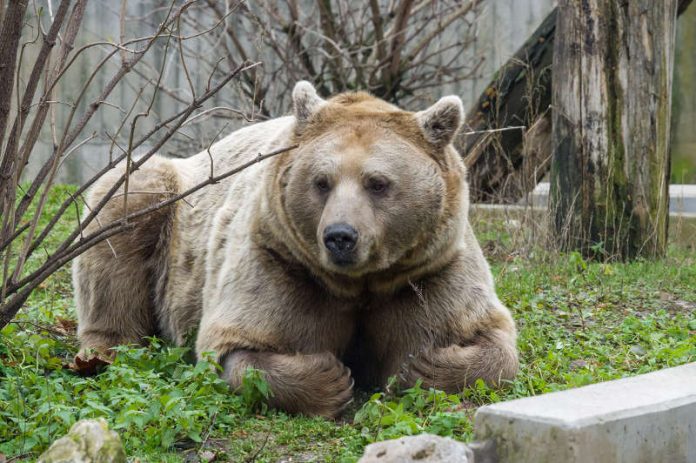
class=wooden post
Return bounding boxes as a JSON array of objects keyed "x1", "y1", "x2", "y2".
[
  {"x1": 0, "y1": 1, "x2": 5, "y2": 32},
  {"x1": 549, "y1": 0, "x2": 678, "y2": 260}
]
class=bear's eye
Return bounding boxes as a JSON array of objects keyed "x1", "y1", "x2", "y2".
[
  {"x1": 314, "y1": 177, "x2": 331, "y2": 193},
  {"x1": 366, "y1": 177, "x2": 390, "y2": 195}
]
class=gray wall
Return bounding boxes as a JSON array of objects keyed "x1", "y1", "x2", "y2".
[
  {"x1": 18, "y1": 0, "x2": 695, "y2": 186},
  {"x1": 672, "y1": 5, "x2": 696, "y2": 183}
]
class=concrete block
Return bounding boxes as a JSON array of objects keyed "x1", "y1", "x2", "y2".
[
  {"x1": 474, "y1": 363, "x2": 696, "y2": 463},
  {"x1": 523, "y1": 182, "x2": 696, "y2": 216}
]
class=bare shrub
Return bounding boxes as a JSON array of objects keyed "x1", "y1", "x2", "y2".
[
  {"x1": 193, "y1": 0, "x2": 483, "y2": 117},
  {"x1": 0, "y1": 0, "x2": 276, "y2": 328},
  {"x1": 0, "y1": 0, "x2": 486, "y2": 328}
]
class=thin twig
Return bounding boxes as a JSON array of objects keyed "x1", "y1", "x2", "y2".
[
  {"x1": 1, "y1": 144, "x2": 296, "y2": 328},
  {"x1": 463, "y1": 126, "x2": 527, "y2": 136}
]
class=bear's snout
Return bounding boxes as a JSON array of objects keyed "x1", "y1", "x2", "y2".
[{"x1": 323, "y1": 223, "x2": 358, "y2": 265}]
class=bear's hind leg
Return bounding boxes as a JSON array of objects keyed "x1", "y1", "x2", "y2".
[
  {"x1": 222, "y1": 350, "x2": 354, "y2": 418},
  {"x1": 73, "y1": 157, "x2": 179, "y2": 356},
  {"x1": 73, "y1": 244, "x2": 157, "y2": 356}
]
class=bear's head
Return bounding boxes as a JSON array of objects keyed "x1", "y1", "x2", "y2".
[{"x1": 274, "y1": 81, "x2": 467, "y2": 290}]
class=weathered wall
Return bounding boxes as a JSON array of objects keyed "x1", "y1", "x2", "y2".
[
  {"x1": 453, "y1": 0, "x2": 556, "y2": 104},
  {"x1": 16, "y1": 0, "x2": 694, "y2": 188},
  {"x1": 17, "y1": 0, "x2": 557, "y2": 185},
  {"x1": 672, "y1": 5, "x2": 696, "y2": 183}
]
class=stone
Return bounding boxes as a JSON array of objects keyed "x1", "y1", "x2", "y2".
[
  {"x1": 568, "y1": 359, "x2": 588, "y2": 371},
  {"x1": 629, "y1": 345, "x2": 647, "y2": 356},
  {"x1": 475, "y1": 362, "x2": 696, "y2": 463},
  {"x1": 199, "y1": 450, "x2": 216, "y2": 462},
  {"x1": 358, "y1": 434, "x2": 472, "y2": 462},
  {"x1": 37, "y1": 419, "x2": 126, "y2": 463}
]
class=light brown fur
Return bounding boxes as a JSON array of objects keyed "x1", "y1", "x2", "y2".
[{"x1": 73, "y1": 82, "x2": 518, "y2": 417}]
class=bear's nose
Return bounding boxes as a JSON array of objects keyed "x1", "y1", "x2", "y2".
[{"x1": 323, "y1": 223, "x2": 358, "y2": 264}]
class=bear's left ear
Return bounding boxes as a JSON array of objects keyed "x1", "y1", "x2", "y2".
[
  {"x1": 415, "y1": 96, "x2": 464, "y2": 147},
  {"x1": 293, "y1": 81, "x2": 326, "y2": 130}
]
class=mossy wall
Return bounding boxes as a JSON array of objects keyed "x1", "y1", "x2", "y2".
[{"x1": 672, "y1": 6, "x2": 696, "y2": 184}]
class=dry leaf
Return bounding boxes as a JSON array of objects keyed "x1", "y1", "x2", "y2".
[
  {"x1": 451, "y1": 399, "x2": 477, "y2": 412},
  {"x1": 54, "y1": 317, "x2": 78, "y2": 336},
  {"x1": 67, "y1": 352, "x2": 113, "y2": 376}
]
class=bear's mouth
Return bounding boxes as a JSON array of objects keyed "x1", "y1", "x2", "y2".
[
  {"x1": 328, "y1": 253, "x2": 356, "y2": 267},
  {"x1": 319, "y1": 247, "x2": 367, "y2": 277}
]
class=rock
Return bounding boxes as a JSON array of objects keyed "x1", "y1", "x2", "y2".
[
  {"x1": 569, "y1": 359, "x2": 588, "y2": 371},
  {"x1": 199, "y1": 450, "x2": 216, "y2": 462},
  {"x1": 358, "y1": 434, "x2": 473, "y2": 462},
  {"x1": 38, "y1": 418, "x2": 126, "y2": 463},
  {"x1": 629, "y1": 345, "x2": 647, "y2": 356}
]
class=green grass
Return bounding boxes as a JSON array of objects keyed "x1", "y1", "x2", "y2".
[
  {"x1": 671, "y1": 142, "x2": 696, "y2": 183},
  {"x1": 1, "y1": 187, "x2": 695, "y2": 462}
]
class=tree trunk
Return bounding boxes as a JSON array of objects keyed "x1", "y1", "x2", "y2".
[
  {"x1": 0, "y1": 0, "x2": 28, "y2": 152},
  {"x1": 461, "y1": 0, "x2": 692, "y2": 204},
  {"x1": 550, "y1": 0, "x2": 678, "y2": 260},
  {"x1": 0, "y1": 1, "x2": 6, "y2": 33}
]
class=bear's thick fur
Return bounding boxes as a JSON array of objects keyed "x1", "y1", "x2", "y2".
[{"x1": 73, "y1": 82, "x2": 518, "y2": 417}]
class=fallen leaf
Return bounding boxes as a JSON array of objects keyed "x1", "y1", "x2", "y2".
[
  {"x1": 569, "y1": 359, "x2": 588, "y2": 371},
  {"x1": 67, "y1": 352, "x2": 113, "y2": 376},
  {"x1": 451, "y1": 399, "x2": 477, "y2": 411},
  {"x1": 54, "y1": 317, "x2": 78, "y2": 336}
]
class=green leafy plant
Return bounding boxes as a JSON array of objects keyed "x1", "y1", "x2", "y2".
[
  {"x1": 1, "y1": 187, "x2": 694, "y2": 462},
  {"x1": 354, "y1": 379, "x2": 474, "y2": 442},
  {"x1": 238, "y1": 367, "x2": 273, "y2": 413}
]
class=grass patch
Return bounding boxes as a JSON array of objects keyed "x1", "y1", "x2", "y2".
[{"x1": 1, "y1": 187, "x2": 694, "y2": 461}]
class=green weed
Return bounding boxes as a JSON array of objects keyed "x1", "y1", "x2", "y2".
[{"x1": 0, "y1": 187, "x2": 694, "y2": 461}]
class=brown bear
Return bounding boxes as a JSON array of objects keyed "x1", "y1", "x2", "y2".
[{"x1": 73, "y1": 82, "x2": 518, "y2": 417}]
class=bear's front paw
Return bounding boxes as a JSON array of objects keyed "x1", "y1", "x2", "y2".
[
  {"x1": 223, "y1": 350, "x2": 353, "y2": 418},
  {"x1": 290, "y1": 352, "x2": 354, "y2": 418},
  {"x1": 399, "y1": 339, "x2": 518, "y2": 393},
  {"x1": 399, "y1": 345, "x2": 464, "y2": 393}
]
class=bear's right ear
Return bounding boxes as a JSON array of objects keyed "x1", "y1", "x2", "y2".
[
  {"x1": 293, "y1": 81, "x2": 326, "y2": 131},
  {"x1": 415, "y1": 96, "x2": 464, "y2": 148}
]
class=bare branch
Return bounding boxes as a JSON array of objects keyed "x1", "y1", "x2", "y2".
[
  {"x1": 1, "y1": 144, "x2": 294, "y2": 328},
  {"x1": 0, "y1": 0, "x2": 262, "y2": 327},
  {"x1": 0, "y1": 0, "x2": 486, "y2": 328}
]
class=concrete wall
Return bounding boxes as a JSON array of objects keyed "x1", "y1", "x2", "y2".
[
  {"x1": 17, "y1": 0, "x2": 695, "y2": 187},
  {"x1": 16, "y1": 0, "x2": 557, "y2": 185},
  {"x1": 672, "y1": 5, "x2": 696, "y2": 183}
]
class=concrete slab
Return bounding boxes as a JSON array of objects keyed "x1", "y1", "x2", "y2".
[
  {"x1": 474, "y1": 363, "x2": 696, "y2": 463},
  {"x1": 522, "y1": 182, "x2": 696, "y2": 215}
]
